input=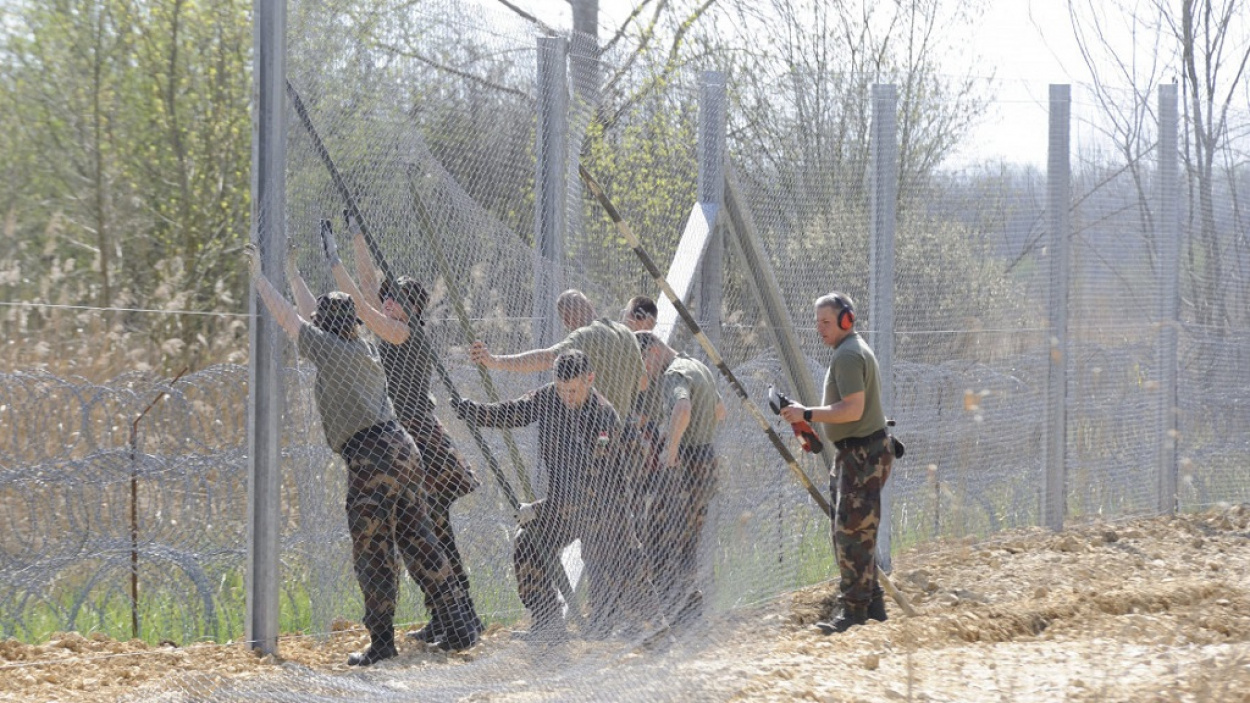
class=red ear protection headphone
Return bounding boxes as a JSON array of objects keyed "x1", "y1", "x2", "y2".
[{"x1": 833, "y1": 295, "x2": 855, "y2": 331}]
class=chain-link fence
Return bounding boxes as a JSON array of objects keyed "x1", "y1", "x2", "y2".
[{"x1": 3, "y1": 0, "x2": 1249, "y2": 700}]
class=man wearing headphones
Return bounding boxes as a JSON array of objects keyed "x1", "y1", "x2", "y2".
[{"x1": 779, "y1": 292, "x2": 894, "y2": 634}]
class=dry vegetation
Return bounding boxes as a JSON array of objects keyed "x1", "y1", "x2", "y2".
[{"x1": 2, "y1": 505, "x2": 1248, "y2": 702}]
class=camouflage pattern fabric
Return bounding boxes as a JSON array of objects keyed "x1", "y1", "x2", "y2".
[
  {"x1": 402, "y1": 413, "x2": 479, "y2": 605},
  {"x1": 422, "y1": 492, "x2": 472, "y2": 616},
  {"x1": 831, "y1": 433, "x2": 895, "y2": 612},
  {"x1": 341, "y1": 422, "x2": 463, "y2": 638},
  {"x1": 638, "y1": 443, "x2": 717, "y2": 619},
  {"x1": 514, "y1": 496, "x2": 653, "y2": 633},
  {"x1": 402, "y1": 413, "x2": 480, "y2": 501},
  {"x1": 459, "y1": 386, "x2": 652, "y2": 632},
  {"x1": 512, "y1": 499, "x2": 580, "y2": 625},
  {"x1": 580, "y1": 444, "x2": 657, "y2": 635}
]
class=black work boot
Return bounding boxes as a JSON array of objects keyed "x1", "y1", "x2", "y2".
[
  {"x1": 814, "y1": 606, "x2": 869, "y2": 635},
  {"x1": 411, "y1": 584, "x2": 483, "y2": 644},
  {"x1": 406, "y1": 615, "x2": 443, "y2": 644},
  {"x1": 868, "y1": 589, "x2": 888, "y2": 623},
  {"x1": 348, "y1": 628, "x2": 398, "y2": 666},
  {"x1": 432, "y1": 595, "x2": 482, "y2": 652}
]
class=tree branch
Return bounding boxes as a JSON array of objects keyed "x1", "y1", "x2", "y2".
[
  {"x1": 371, "y1": 41, "x2": 533, "y2": 101},
  {"x1": 603, "y1": 0, "x2": 656, "y2": 54},
  {"x1": 492, "y1": 0, "x2": 559, "y2": 35}
]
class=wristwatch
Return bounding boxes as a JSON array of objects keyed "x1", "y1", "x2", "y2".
[{"x1": 803, "y1": 409, "x2": 813, "y2": 422}]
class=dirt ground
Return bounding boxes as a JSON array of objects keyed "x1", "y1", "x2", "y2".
[{"x1": 2, "y1": 504, "x2": 1248, "y2": 702}]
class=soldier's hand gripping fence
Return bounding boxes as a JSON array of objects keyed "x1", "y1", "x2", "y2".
[
  {"x1": 767, "y1": 385, "x2": 825, "y2": 454},
  {"x1": 578, "y1": 165, "x2": 917, "y2": 618},
  {"x1": 285, "y1": 78, "x2": 523, "y2": 515}
]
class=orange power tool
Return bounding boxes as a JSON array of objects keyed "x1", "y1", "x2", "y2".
[{"x1": 767, "y1": 385, "x2": 824, "y2": 454}]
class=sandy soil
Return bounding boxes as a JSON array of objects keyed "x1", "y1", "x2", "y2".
[{"x1": 2, "y1": 504, "x2": 1248, "y2": 702}]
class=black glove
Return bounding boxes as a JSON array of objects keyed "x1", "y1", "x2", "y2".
[{"x1": 449, "y1": 396, "x2": 469, "y2": 420}]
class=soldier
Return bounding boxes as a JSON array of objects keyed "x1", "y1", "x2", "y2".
[
  {"x1": 321, "y1": 219, "x2": 483, "y2": 647},
  {"x1": 452, "y1": 350, "x2": 651, "y2": 642},
  {"x1": 246, "y1": 244, "x2": 480, "y2": 666},
  {"x1": 633, "y1": 331, "x2": 726, "y2": 629},
  {"x1": 469, "y1": 289, "x2": 645, "y2": 428},
  {"x1": 621, "y1": 295, "x2": 658, "y2": 332},
  {"x1": 469, "y1": 290, "x2": 648, "y2": 633},
  {"x1": 779, "y1": 292, "x2": 896, "y2": 633}
]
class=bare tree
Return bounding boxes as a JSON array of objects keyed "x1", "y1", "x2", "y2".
[
  {"x1": 1067, "y1": 0, "x2": 1250, "y2": 329},
  {"x1": 717, "y1": 0, "x2": 989, "y2": 217}
]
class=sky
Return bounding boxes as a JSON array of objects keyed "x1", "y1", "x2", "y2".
[
  {"x1": 501, "y1": 0, "x2": 1126, "y2": 167},
  {"x1": 947, "y1": 0, "x2": 1095, "y2": 167}
]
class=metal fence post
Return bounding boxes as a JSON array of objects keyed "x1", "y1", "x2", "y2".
[
  {"x1": 534, "y1": 37, "x2": 568, "y2": 347},
  {"x1": 696, "y1": 71, "x2": 727, "y2": 347},
  {"x1": 1044, "y1": 85, "x2": 1071, "y2": 532},
  {"x1": 247, "y1": 0, "x2": 286, "y2": 656},
  {"x1": 1157, "y1": 83, "x2": 1180, "y2": 514},
  {"x1": 870, "y1": 84, "x2": 898, "y2": 568}
]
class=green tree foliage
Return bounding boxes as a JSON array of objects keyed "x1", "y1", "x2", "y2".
[
  {"x1": 0, "y1": 0, "x2": 251, "y2": 375},
  {"x1": 579, "y1": 87, "x2": 699, "y2": 305}
]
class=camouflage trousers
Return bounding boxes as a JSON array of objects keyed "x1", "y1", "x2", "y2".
[
  {"x1": 514, "y1": 498, "x2": 652, "y2": 629},
  {"x1": 832, "y1": 433, "x2": 894, "y2": 612},
  {"x1": 639, "y1": 444, "x2": 717, "y2": 619},
  {"x1": 401, "y1": 414, "x2": 479, "y2": 500},
  {"x1": 341, "y1": 421, "x2": 462, "y2": 638},
  {"x1": 402, "y1": 415, "x2": 479, "y2": 611}
]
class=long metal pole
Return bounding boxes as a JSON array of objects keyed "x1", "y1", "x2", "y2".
[
  {"x1": 1043, "y1": 85, "x2": 1071, "y2": 532},
  {"x1": 1157, "y1": 83, "x2": 1180, "y2": 514},
  {"x1": 533, "y1": 37, "x2": 568, "y2": 348},
  {"x1": 696, "y1": 71, "x2": 726, "y2": 348},
  {"x1": 869, "y1": 84, "x2": 898, "y2": 570},
  {"x1": 579, "y1": 165, "x2": 915, "y2": 616},
  {"x1": 247, "y1": 0, "x2": 286, "y2": 657}
]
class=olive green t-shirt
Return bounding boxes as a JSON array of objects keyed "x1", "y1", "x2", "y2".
[
  {"x1": 659, "y1": 354, "x2": 721, "y2": 447},
  {"x1": 553, "y1": 317, "x2": 645, "y2": 417},
  {"x1": 298, "y1": 323, "x2": 396, "y2": 453},
  {"x1": 821, "y1": 332, "x2": 887, "y2": 444}
]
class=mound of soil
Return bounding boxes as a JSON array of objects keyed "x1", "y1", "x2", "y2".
[{"x1": 2, "y1": 505, "x2": 1247, "y2": 702}]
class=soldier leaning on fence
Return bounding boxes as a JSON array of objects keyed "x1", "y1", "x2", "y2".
[
  {"x1": 469, "y1": 289, "x2": 649, "y2": 631},
  {"x1": 322, "y1": 218, "x2": 484, "y2": 647},
  {"x1": 469, "y1": 288, "x2": 645, "y2": 431},
  {"x1": 620, "y1": 295, "x2": 658, "y2": 333},
  {"x1": 245, "y1": 244, "x2": 481, "y2": 665},
  {"x1": 452, "y1": 350, "x2": 653, "y2": 642},
  {"x1": 779, "y1": 292, "x2": 896, "y2": 634},
  {"x1": 633, "y1": 331, "x2": 726, "y2": 630}
]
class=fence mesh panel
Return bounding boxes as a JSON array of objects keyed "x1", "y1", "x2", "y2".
[{"x1": 2, "y1": 1, "x2": 1249, "y2": 701}]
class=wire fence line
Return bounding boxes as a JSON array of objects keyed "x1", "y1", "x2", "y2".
[{"x1": 3, "y1": 0, "x2": 1250, "y2": 699}]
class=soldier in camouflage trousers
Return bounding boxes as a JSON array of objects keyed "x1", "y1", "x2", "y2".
[
  {"x1": 341, "y1": 422, "x2": 479, "y2": 659},
  {"x1": 831, "y1": 434, "x2": 893, "y2": 623},
  {"x1": 247, "y1": 245, "x2": 480, "y2": 666},
  {"x1": 323, "y1": 220, "x2": 485, "y2": 646},
  {"x1": 634, "y1": 332, "x2": 726, "y2": 629},
  {"x1": 780, "y1": 292, "x2": 897, "y2": 634},
  {"x1": 453, "y1": 350, "x2": 654, "y2": 641}
]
